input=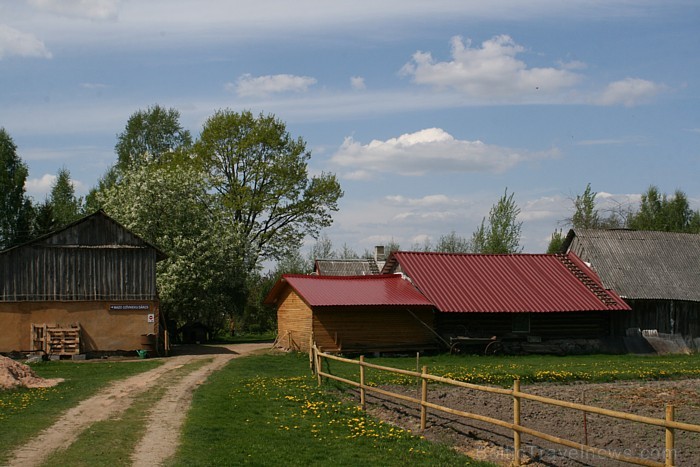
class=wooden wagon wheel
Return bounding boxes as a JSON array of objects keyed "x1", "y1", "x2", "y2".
[{"x1": 484, "y1": 340, "x2": 503, "y2": 355}]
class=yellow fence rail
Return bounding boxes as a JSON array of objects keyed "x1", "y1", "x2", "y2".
[{"x1": 311, "y1": 345, "x2": 700, "y2": 467}]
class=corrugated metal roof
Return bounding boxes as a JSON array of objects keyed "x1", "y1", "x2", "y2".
[
  {"x1": 563, "y1": 229, "x2": 700, "y2": 301},
  {"x1": 314, "y1": 259, "x2": 379, "y2": 276},
  {"x1": 264, "y1": 274, "x2": 432, "y2": 307},
  {"x1": 385, "y1": 251, "x2": 629, "y2": 313}
]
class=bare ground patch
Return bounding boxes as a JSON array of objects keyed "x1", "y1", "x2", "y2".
[{"x1": 348, "y1": 379, "x2": 700, "y2": 466}]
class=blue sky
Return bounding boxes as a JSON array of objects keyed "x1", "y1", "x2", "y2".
[{"x1": 1, "y1": 0, "x2": 699, "y2": 254}]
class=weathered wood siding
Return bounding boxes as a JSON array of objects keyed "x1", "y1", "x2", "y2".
[
  {"x1": 313, "y1": 306, "x2": 435, "y2": 353},
  {"x1": 0, "y1": 300, "x2": 158, "y2": 352},
  {"x1": 0, "y1": 213, "x2": 158, "y2": 301},
  {"x1": 276, "y1": 288, "x2": 313, "y2": 351},
  {"x1": 437, "y1": 311, "x2": 611, "y2": 339},
  {"x1": 611, "y1": 299, "x2": 700, "y2": 338},
  {"x1": 0, "y1": 246, "x2": 157, "y2": 301}
]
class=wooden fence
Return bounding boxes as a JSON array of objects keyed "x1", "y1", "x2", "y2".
[{"x1": 311, "y1": 345, "x2": 700, "y2": 467}]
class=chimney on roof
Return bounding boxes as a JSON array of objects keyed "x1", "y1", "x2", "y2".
[{"x1": 374, "y1": 245, "x2": 385, "y2": 262}]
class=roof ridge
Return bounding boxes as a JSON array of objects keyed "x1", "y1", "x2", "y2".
[
  {"x1": 397, "y1": 251, "x2": 556, "y2": 257},
  {"x1": 556, "y1": 254, "x2": 620, "y2": 306},
  {"x1": 284, "y1": 273, "x2": 398, "y2": 280}
]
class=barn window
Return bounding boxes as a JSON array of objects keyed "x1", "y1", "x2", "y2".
[{"x1": 512, "y1": 313, "x2": 530, "y2": 333}]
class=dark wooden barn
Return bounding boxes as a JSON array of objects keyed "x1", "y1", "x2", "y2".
[
  {"x1": 562, "y1": 229, "x2": 700, "y2": 349},
  {"x1": 381, "y1": 251, "x2": 631, "y2": 353},
  {"x1": 0, "y1": 210, "x2": 166, "y2": 355}
]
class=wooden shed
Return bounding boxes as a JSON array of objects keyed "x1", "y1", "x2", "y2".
[
  {"x1": 562, "y1": 229, "x2": 700, "y2": 348},
  {"x1": 0, "y1": 210, "x2": 166, "y2": 356},
  {"x1": 264, "y1": 274, "x2": 436, "y2": 353}
]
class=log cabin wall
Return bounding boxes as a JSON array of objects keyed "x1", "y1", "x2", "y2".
[
  {"x1": 312, "y1": 306, "x2": 435, "y2": 353},
  {"x1": 276, "y1": 288, "x2": 313, "y2": 352},
  {"x1": 437, "y1": 311, "x2": 611, "y2": 339}
]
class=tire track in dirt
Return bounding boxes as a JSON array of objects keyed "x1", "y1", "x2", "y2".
[
  {"x1": 5, "y1": 343, "x2": 269, "y2": 467},
  {"x1": 131, "y1": 343, "x2": 269, "y2": 466}
]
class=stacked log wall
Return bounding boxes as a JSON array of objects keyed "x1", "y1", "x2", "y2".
[
  {"x1": 276, "y1": 289, "x2": 313, "y2": 352},
  {"x1": 313, "y1": 306, "x2": 435, "y2": 352}
]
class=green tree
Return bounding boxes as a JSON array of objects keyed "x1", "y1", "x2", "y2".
[
  {"x1": 471, "y1": 188, "x2": 523, "y2": 254},
  {"x1": 434, "y1": 231, "x2": 472, "y2": 253},
  {"x1": 32, "y1": 200, "x2": 57, "y2": 237},
  {"x1": 628, "y1": 186, "x2": 700, "y2": 233},
  {"x1": 99, "y1": 157, "x2": 252, "y2": 331},
  {"x1": 242, "y1": 247, "x2": 312, "y2": 333},
  {"x1": 84, "y1": 166, "x2": 119, "y2": 213},
  {"x1": 49, "y1": 167, "x2": 82, "y2": 227},
  {"x1": 195, "y1": 109, "x2": 343, "y2": 263},
  {"x1": 571, "y1": 183, "x2": 600, "y2": 229},
  {"x1": 339, "y1": 243, "x2": 359, "y2": 259},
  {"x1": 115, "y1": 105, "x2": 192, "y2": 173},
  {"x1": 0, "y1": 128, "x2": 33, "y2": 249},
  {"x1": 546, "y1": 229, "x2": 565, "y2": 254},
  {"x1": 384, "y1": 239, "x2": 401, "y2": 255},
  {"x1": 308, "y1": 233, "x2": 335, "y2": 261}
]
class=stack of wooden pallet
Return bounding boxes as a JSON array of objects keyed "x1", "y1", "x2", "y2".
[{"x1": 31, "y1": 323, "x2": 81, "y2": 355}]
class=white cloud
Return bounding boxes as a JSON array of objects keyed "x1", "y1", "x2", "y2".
[
  {"x1": 575, "y1": 136, "x2": 646, "y2": 146},
  {"x1": 595, "y1": 78, "x2": 665, "y2": 107},
  {"x1": 24, "y1": 174, "x2": 56, "y2": 199},
  {"x1": 231, "y1": 73, "x2": 317, "y2": 97},
  {"x1": 386, "y1": 194, "x2": 456, "y2": 207},
  {"x1": 558, "y1": 60, "x2": 587, "y2": 71},
  {"x1": 344, "y1": 170, "x2": 375, "y2": 181},
  {"x1": 400, "y1": 35, "x2": 581, "y2": 100},
  {"x1": 520, "y1": 195, "x2": 568, "y2": 222},
  {"x1": 0, "y1": 25, "x2": 52, "y2": 59},
  {"x1": 27, "y1": 0, "x2": 120, "y2": 20},
  {"x1": 24, "y1": 172, "x2": 87, "y2": 200},
  {"x1": 331, "y1": 128, "x2": 558, "y2": 177},
  {"x1": 80, "y1": 82, "x2": 109, "y2": 89},
  {"x1": 350, "y1": 76, "x2": 366, "y2": 90}
]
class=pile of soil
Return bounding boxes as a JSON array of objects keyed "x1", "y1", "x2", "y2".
[
  {"x1": 352, "y1": 379, "x2": 700, "y2": 466},
  {"x1": 0, "y1": 355, "x2": 63, "y2": 390}
]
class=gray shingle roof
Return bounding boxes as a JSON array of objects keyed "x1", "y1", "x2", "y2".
[
  {"x1": 314, "y1": 259, "x2": 380, "y2": 276},
  {"x1": 563, "y1": 229, "x2": 700, "y2": 302}
]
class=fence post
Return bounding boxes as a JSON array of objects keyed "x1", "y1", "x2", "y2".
[
  {"x1": 309, "y1": 334, "x2": 314, "y2": 370},
  {"x1": 665, "y1": 405, "x2": 675, "y2": 467},
  {"x1": 359, "y1": 355, "x2": 366, "y2": 410},
  {"x1": 315, "y1": 346, "x2": 322, "y2": 386},
  {"x1": 513, "y1": 379, "x2": 521, "y2": 466},
  {"x1": 420, "y1": 365, "x2": 428, "y2": 431}
]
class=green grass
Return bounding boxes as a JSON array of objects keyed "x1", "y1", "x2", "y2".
[
  {"x1": 210, "y1": 331, "x2": 276, "y2": 344},
  {"x1": 170, "y1": 351, "x2": 490, "y2": 466},
  {"x1": 321, "y1": 353, "x2": 700, "y2": 387},
  {"x1": 40, "y1": 359, "x2": 210, "y2": 467},
  {"x1": 0, "y1": 359, "x2": 162, "y2": 463}
]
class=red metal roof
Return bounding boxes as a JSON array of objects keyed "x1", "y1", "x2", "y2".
[
  {"x1": 386, "y1": 252, "x2": 630, "y2": 313},
  {"x1": 264, "y1": 274, "x2": 432, "y2": 308}
]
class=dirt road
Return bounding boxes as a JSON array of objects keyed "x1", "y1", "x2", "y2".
[{"x1": 4, "y1": 342, "x2": 270, "y2": 467}]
